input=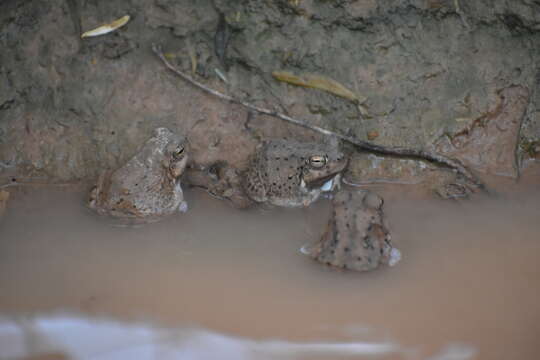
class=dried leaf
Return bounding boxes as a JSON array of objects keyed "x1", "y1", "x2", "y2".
[
  {"x1": 81, "y1": 15, "x2": 130, "y2": 38},
  {"x1": 272, "y1": 71, "x2": 367, "y2": 104},
  {"x1": 186, "y1": 39, "x2": 197, "y2": 74},
  {"x1": 367, "y1": 130, "x2": 379, "y2": 140},
  {"x1": 163, "y1": 53, "x2": 177, "y2": 60},
  {"x1": 272, "y1": 71, "x2": 308, "y2": 87}
]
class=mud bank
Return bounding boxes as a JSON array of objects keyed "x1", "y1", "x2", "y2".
[{"x1": 0, "y1": 0, "x2": 538, "y2": 190}]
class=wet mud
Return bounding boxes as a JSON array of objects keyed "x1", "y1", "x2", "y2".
[{"x1": 1, "y1": 0, "x2": 538, "y2": 189}]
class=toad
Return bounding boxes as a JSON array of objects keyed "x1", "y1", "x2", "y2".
[
  {"x1": 242, "y1": 139, "x2": 348, "y2": 207},
  {"x1": 88, "y1": 127, "x2": 188, "y2": 220},
  {"x1": 302, "y1": 189, "x2": 401, "y2": 271},
  {"x1": 185, "y1": 139, "x2": 348, "y2": 208}
]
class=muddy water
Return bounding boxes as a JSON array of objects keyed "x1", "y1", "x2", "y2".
[{"x1": 0, "y1": 183, "x2": 539, "y2": 359}]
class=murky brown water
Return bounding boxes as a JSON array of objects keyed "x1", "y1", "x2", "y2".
[{"x1": 0, "y1": 179, "x2": 539, "y2": 359}]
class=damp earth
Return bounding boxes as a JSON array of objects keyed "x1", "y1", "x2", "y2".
[{"x1": 1, "y1": 1, "x2": 540, "y2": 359}]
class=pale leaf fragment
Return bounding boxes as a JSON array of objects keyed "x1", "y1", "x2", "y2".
[
  {"x1": 272, "y1": 70, "x2": 367, "y2": 104},
  {"x1": 81, "y1": 15, "x2": 130, "y2": 38}
]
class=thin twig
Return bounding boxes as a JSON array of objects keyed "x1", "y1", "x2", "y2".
[
  {"x1": 0, "y1": 180, "x2": 79, "y2": 189},
  {"x1": 152, "y1": 43, "x2": 486, "y2": 190}
]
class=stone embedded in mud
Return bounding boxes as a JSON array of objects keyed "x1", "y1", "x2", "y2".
[
  {"x1": 303, "y1": 189, "x2": 399, "y2": 272},
  {"x1": 434, "y1": 182, "x2": 472, "y2": 201},
  {"x1": 434, "y1": 86, "x2": 530, "y2": 179}
]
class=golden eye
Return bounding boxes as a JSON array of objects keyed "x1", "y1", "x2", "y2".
[
  {"x1": 308, "y1": 155, "x2": 327, "y2": 168},
  {"x1": 172, "y1": 146, "x2": 185, "y2": 159}
]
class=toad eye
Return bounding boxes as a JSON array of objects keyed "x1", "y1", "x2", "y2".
[
  {"x1": 308, "y1": 155, "x2": 327, "y2": 168},
  {"x1": 172, "y1": 146, "x2": 185, "y2": 159}
]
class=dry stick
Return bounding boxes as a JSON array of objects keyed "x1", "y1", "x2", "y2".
[
  {"x1": 152, "y1": 44, "x2": 486, "y2": 190},
  {"x1": 0, "y1": 181, "x2": 79, "y2": 189}
]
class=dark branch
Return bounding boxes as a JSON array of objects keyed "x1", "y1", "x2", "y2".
[{"x1": 152, "y1": 43, "x2": 486, "y2": 191}]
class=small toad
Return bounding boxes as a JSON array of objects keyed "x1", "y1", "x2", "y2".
[
  {"x1": 88, "y1": 127, "x2": 188, "y2": 220},
  {"x1": 242, "y1": 139, "x2": 348, "y2": 207},
  {"x1": 302, "y1": 189, "x2": 401, "y2": 271}
]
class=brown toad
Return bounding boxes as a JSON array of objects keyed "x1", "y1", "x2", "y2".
[
  {"x1": 242, "y1": 139, "x2": 348, "y2": 207},
  {"x1": 88, "y1": 127, "x2": 188, "y2": 220},
  {"x1": 302, "y1": 189, "x2": 401, "y2": 271}
]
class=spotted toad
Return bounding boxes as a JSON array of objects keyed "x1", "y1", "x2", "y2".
[
  {"x1": 88, "y1": 127, "x2": 188, "y2": 220},
  {"x1": 302, "y1": 189, "x2": 401, "y2": 271},
  {"x1": 242, "y1": 139, "x2": 348, "y2": 207}
]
